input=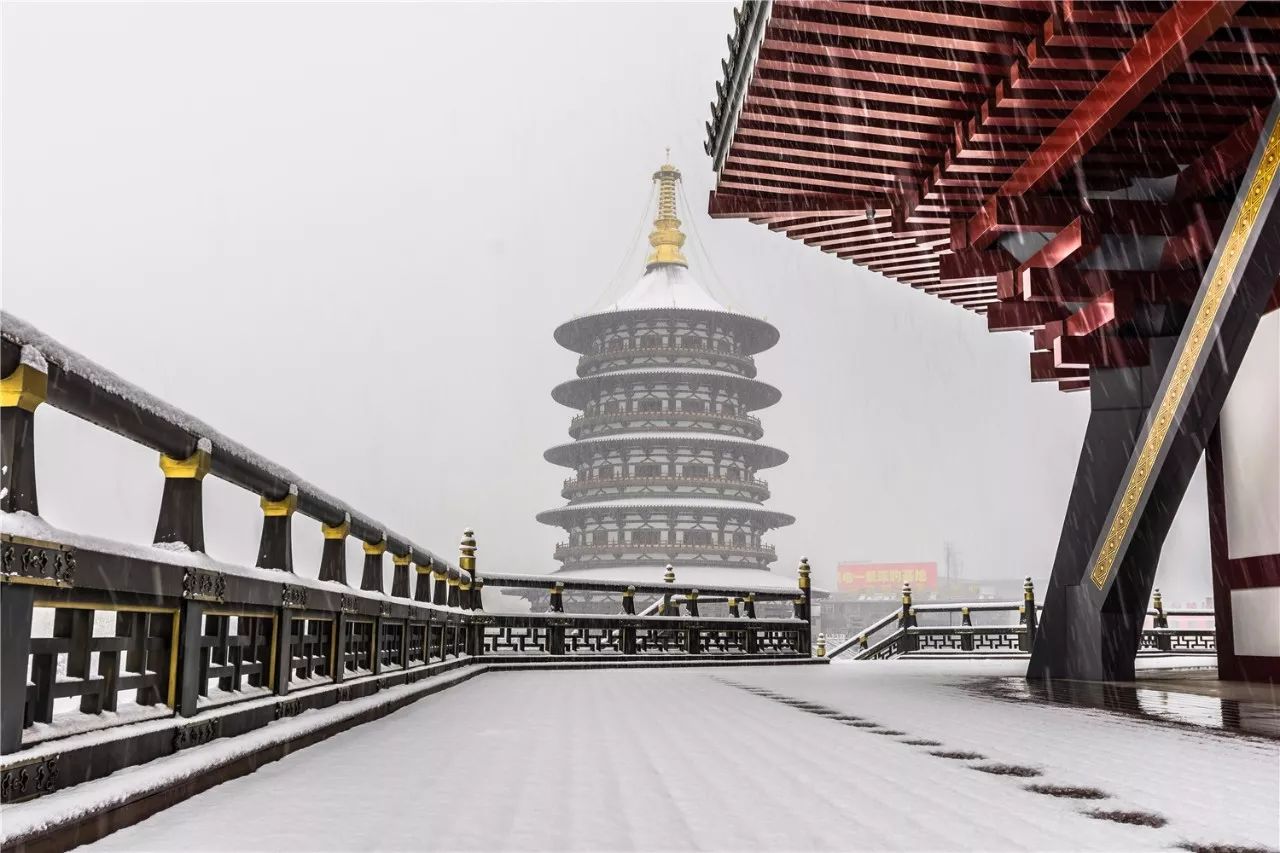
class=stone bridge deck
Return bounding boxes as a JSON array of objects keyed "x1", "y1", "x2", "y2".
[{"x1": 10, "y1": 659, "x2": 1278, "y2": 852}]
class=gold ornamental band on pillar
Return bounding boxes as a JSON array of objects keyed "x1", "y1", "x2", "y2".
[
  {"x1": 321, "y1": 516, "x2": 350, "y2": 539},
  {"x1": 159, "y1": 447, "x2": 211, "y2": 479},
  {"x1": 0, "y1": 362, "x2": 47, "y2": 412},
  {"x1": 260, "y1": 491, "x2": 297, "y2": 517},
  {"x1": 1089, "y1": 108, "x2": 1280, "y2": 591}
]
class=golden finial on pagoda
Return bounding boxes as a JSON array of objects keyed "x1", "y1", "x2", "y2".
[{"x1": 646, "y1": 154, "x2": 688, "y2": 269}]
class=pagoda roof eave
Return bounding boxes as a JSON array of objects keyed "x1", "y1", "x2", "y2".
[
  {"x1": 543, "y1": 431, "x2": 789, "y2": 469},
  {"x1": 554, "y1": 307, "x2": 780, "y2": 356},
  {"x1": 536, "y1": 497, "x2": 795, "y2": 528},
  {"x1": 551, "y1": 368, "x2": 781, "y2": 410}
]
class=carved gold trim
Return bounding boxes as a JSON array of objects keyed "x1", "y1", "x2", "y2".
[
  {"x1": 321, "y1": 516, "x2": 350, "y2": 539},
  {"x1": 260, "y1": 492, "x2": 297, "y2": 517},
  {"x1": 1090, "y1": 118, "x2": 1280, "y2": 590},
  {"x1": 159, "y1": 449, "x2": 211, "y2": 480}
]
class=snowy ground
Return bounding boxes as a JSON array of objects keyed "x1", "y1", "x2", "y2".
[{"x1": 75, "y1": 660, "x2": 1280, "y2": 852}]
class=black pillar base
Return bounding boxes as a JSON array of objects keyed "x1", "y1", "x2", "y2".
[
  {"x1": 257, "y1": 515, "x2": 293, "y2": 572},
  {"x1": 1, "y1": 408, "x2": 38, "y2": 515},
  {"x1": 1030, "y1": 340, "x2": 1180, "y2": 682},
  {"x1": 154, "y1": 478, "x2": 205, "y2": 551},
  {"x1": 319, "y1": 538, "x2": 347, "y2": 585}
]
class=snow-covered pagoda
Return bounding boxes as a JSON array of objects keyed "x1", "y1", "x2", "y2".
[{"x1": 538, "y1": 160, "x2": 794, "y2": 588}]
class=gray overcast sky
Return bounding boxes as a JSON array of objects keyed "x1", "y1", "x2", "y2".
[{"x1": 2, "y1": 2, "x2": 1211, "y2": 600}]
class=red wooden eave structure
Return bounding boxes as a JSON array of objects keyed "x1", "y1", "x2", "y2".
[{"x1": 705, "y1": 0, "x2": 1280, "y2": 390}]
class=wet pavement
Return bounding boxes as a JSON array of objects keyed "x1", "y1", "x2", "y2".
[{"x1": 976, "y1": 667, "x2": 1280, "y2": 740}]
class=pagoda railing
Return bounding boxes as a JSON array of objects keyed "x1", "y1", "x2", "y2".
[
  {"x1": 553, "y1": 542, "x2": 777, "y2": 562},
  {"x1": 577, "y1": 345, "x2": 756, "y2": 377},
  {"x1": 561, "y1": 473, "x2": 769, "y2": 501},
  {"x1": 0, "y1": 313, "x2": 816, "y2": 825},
  {"x1": 568, "y1": 409, "x2": 763, "y2": 440}
]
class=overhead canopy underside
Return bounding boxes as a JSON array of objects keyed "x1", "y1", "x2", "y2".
[{"x1": 705, "y1": 0, "x2": 1280, "y2": 391}]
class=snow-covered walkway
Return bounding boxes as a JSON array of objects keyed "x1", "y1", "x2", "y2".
[{"x1": 85, "y1": 661, "x2": 1278, "y2": 852}]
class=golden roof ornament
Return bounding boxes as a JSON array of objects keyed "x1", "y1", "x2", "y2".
[{"x1": 646, "y1": 151, "x2": 688, "y2": 269}]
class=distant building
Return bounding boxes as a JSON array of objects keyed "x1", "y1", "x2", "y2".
[{"x1": 537, "y1": 160, "x2": 795, "y2": 592}]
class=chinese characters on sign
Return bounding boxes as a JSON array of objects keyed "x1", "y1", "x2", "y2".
[{"x1": 837, "y1": 562, "x2": 938, "y2": 593}]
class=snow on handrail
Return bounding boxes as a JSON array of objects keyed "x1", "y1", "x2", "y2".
[
  {"x1": 827, "y1": 609, "x2": 899, "y2": 659},
  {"x1": 480, "y1": 570, "x2": 815, "y2": 599},
  {"x1": 0, "y1": 311, "x2": 460, "y2": 577}
]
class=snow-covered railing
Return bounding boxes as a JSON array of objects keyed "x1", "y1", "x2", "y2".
[
  {"x1": 0, "y1": 314, "x2": 496, "y2": 805},
  {"x1": 827, "y1": 580, "x2": 1216, "y2": 661},
  {"x1": 0, "y1": 316, "x2": 820, "y2": 815},
  {"x1": 825, "y1": 579, "x2": 1041, "y2": 660},
  {"x1": 482, "y1": 561, "x2": 818, "y2": 656},
  {"x1": 0, "y1": 312, "x2": 460, "y2": 575}
]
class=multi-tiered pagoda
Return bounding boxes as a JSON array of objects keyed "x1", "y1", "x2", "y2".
[{"x1": 538, "y1": 160, "x2": 794, "y2": 587}]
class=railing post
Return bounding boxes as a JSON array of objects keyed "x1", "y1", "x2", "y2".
[
  {"x1": 548, "y1": 581, "x2": 566, "y2": 654},
  {"x1": 447, "y1": 573, "x2": 460, "y2": 608},
  {"x1": 333, "y1": 610, "x2": 348, "y2": 683},
  {"x1": 661, "y1": 564, "x2": 675, "y2": 615},
  {"x1": 960, "y1": 606, "x2": 974, "y2": 651},
  {"x1": 413, "y1": 560, "x2": 433, "y2": 603},
  {"x1": 744, "y1": 592, "x2": 759, "y2": 653},
  {"x1": 391, "y1": 553, "x2": 412, "y2": 598},
  {"x1": 1020, "y1": 576, "x2": 1037, "y2": 652},
  {"x1": 257, "y1": 488, "x2": 297, "y2": 572},
  {"x1": 471, "y1": 578, "x2": 485, "y2": 657},
  {"x1": 0, "y1": 583, "x2": 35, "y2": 753},
  {"x1": 621, "y1": 586, "x2": 636, "y2": 654},
  {"x1": 1, "y1": 347, "x2": 46, "y2": 515},
  {"x1": 458, "y1": 529, "x2": 476, "y2": 614},
  {"x1": 175, "y1": 600, "x2": 206, "y2": 717},
  {"x1": 685, "y1": 590, "x2": 700, "y2": 654},
  {"x1": 154, "y1": 443, "x2": 212, "y2": 551},
  {"x1": 1153, "y1": 588, "x2": 1172, "y2": 651},
  {"x1": 319, "y1": 516, "x2": 350, "y2": 584},
  {"x1": 360, "y1": 537, "x2": 386, "y2": 593},
  {"x1": 899, "y1": 583, "x2": 917, "y2": 653},
  {"x1": 433, "y1": 565, "x2": 448, "y2": 604},
  {"x1": 274, "y1": 608, "x2": 293, "y2": 696},
  {"x1": 797, "y1": 556, "x2": 812, "y2": 656},
  {"x1": 815, "y1": 633, "x2": 826, "y2": 658},
  {"x1": 727, "y1": 596, "x2": 739, "y2": 618}
]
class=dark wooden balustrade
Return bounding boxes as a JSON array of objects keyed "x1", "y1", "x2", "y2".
[
  {"x1": 826, "y1": 580, "x2": 1216, "y2": 661},
  {"x1": 0, "y1": 312, "x2": 816, "y2": 814}
]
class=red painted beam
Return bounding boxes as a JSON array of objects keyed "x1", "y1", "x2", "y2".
[
  {"x1": 1064, "y1": 290, "x2": 1134, "y2": 338},
  {"x1": 958, "y1": 197, "x2": 1226, "y2": 251},
  {"x1": 1030, "y1": 350, "x2": 1090, "y2": 382},
  {"x1": 1055, "y1": 333, "x2": 1150, "y2": 369},
  {"x1": 939, "y1": 248, "x2": 1020, "y2": 283},
  {"x1": 1011, "y1": 217, "x2": 1101, "y2": 300},
  {"x1": 987, "y1": 300, "x2": 1070, "y2": 332},
  {"x1": 707, "y1": 191, "x2": 879, "y2": 219},
  {"x1": 994, "y1": 0, "x2": 1242, "y2": 198},
  {"x1": 1016, "y1": 267, "x2": 1207, "y2": 304}
]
